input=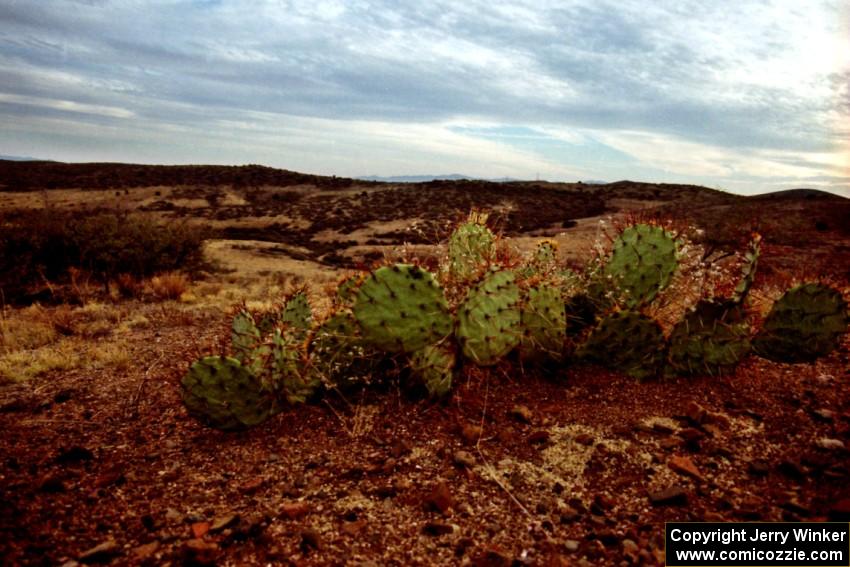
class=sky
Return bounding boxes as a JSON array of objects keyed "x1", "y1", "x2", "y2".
[{"x1": 1, "y1": 0, "x2": 848, "y2": 196}]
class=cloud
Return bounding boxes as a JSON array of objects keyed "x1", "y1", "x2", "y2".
[{"x1": 0, "y1": 0, "x2": 847, "y2": 195}]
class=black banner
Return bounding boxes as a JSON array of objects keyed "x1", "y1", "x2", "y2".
[{"x1": 666, "y1": 522, "x2": 850, "y2": 566}]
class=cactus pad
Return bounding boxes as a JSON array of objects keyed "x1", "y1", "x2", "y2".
[
  {"x1": 282, "y1": 290, "x2": 312, "y2": 336},
  {"x1": 448, "y1": 213, "x2": 495, "y2": 282},
  {"x1": 181, "y1": 356, "x2": 273, "y2": 430},
  {"x1": 520, "y1": 282, "x2": 567, "y2": 361},
  {"x1": 578, "y1": 311, "x2": 665, "y2": 380},
  {"x1": 754, "y1": 283, "x2": 849, "y2": 362},
  {"x1": 668, "y1": 300, "x2": 751, "y2": 375},
  {"x1": 353, "y1": 264, "x2": 453, "y2": 353},
  {"x1": 231, "y1": 309, "x2": 261, "y2": 364},
  {"x1": 457, "y1": 269, "x2": 521, "y2": 365},
  {"x1": 410, "y1": 343, "x2": 456, "y2": 397},
  {"x1": 604, "y1": 224, "x2": 678, "y2": 307},
  {"x1": 269, "y1": 328, "x2": 318, "y2": 403},
  {"x1": 731, "y1": 234, "x2": 760, "y2": 304}
]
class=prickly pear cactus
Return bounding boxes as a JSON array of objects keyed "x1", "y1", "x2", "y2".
[
  {"x1": 532, "y1": 240, "x2": 558, "y2": 271},
  {"x1": 731, "y1": 234, "x2": 760, "y2": 304},
  {"x1": 181, "y1": 356, "x2": 273, "y2": 430},
  {"x1": 269, "y1": 328, "x2": 318, "y2": 404},
  {"x1": 604, "y1": 224, "x2": 678, "y2": 307},
  {"x1": 336, "y1": 274, "x2": 363, "y2": 307},
  {"x1": 353, "y1": 264, "x2": 453, "y2": 353},
  {"x1": 457, "y1": 269, "x2": 521, "y2": 365},
  {"x1": 754, "y1": 283, "x2": 849, "y2": 362},
  {"x1": 520, "y1": 282, "x2": 567, "y2": 361},
  {"x1": 308, "y1": 310, "x2": 377, "y2": 389},
  {"x1": 578, "y1": 310, "x2": 665, "y2": 380},
  {"x1": 668, "y1": 300, "x2": 751, "y2": 376},
  {"x1": 231, "y1": 309, "x2": 261, "y2": 364},
  {"x1": 410, "y1": 343, "x2": 455, "y2": 397},
  {"x1": 448, "y1": 212, "x2": 495, "y2": 283},
  {"x1": 282, "y1": 290, "x2": 312, "y2": 337}
]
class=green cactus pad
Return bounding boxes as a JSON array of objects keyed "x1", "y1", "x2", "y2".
[
  {"x1": 531, "y1": 240, "x2": 558, "y2": 272},
  {"x1": 269, "y1": 328, "x2": 318, "y2": 404},
  {"x1": 353, "y1": 264, "x2": 453, "y2": 353},
  {"x1": 731, "y1": 234, "x2": 760, "y2": 304},
  {"x1": 181, "y1": 356, "x2": 273, "y2": 430},
  {"x1": 754, "y1": 283, "x2": 849, "y2": 363},
  {"x1": 604, "y1": 224, "x2": 678, "y2": 307},
  {"x1": 308, "y1": 310, "x2": 377, "y2": 389},
  {"x1": 520, "y1": 282, "x2": 567, "y2": 361},
  {"x1": 448, "y1": 214, "x2": 495, "y2": 282},
  {"x1": 410, "y1": 343, "x2": 456, "y2": 397},
  {"x1": 578, "y1": 311, "x2": 665, "y2": 380},
  {"x1": 668, "y1": 299, "x2": 751, "y2": 376},
  {"x1": 457, "y1": 269, "x2": 521, "y2": 365},
  {"x1": 282, "y1": 291, "x2": 312, "y2": 336},
  {"x1": 336, "y1": 274, "x2": 363, "y2": 306},
  {"x1": 231, "y1": 309, "x2": 261, "y2": 364}
]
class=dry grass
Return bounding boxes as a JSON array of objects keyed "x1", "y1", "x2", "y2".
[{"x1": 149, "y1": 272, "x2": 190, "y2": 300}]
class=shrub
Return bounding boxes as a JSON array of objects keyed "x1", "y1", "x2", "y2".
[
  {"x1": 0, "y1": 209, "x2": 206, "y2": 304},
  {"x1": 149, "y1": 272, "x2": 190, "y2": 300}
]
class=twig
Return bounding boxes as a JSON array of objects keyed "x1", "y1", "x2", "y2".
[
  {"x1": 127, "y1": 353, "x2": 165, "y2": 419},
  {"x1": 475, "y1": 375, "x2": 532, "y2": 518}
]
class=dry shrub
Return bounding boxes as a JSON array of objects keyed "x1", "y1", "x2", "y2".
[
  {"x1": 149, "y1": 272, "x2": 190, "y2": 301},
  {"x1": 113, "y1": 273, "x2": 145, "y2": 299}
]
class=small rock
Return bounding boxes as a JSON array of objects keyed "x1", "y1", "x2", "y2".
[
  {"x1": 454, "y1": 450, "x2": 476, "y2": 468},
  {"x1": 511, "y1": 405, "x2": 533, "y2": 424},
  {"x1": 685, "y1": 401, "x2": 707, "y2": 425},
  {"x1": 56, "y1": 446, "x2": 94, "y2": 465},
  {"x1": 668, "y1": 455, "x2": 704, "y2": 481},
  {"x1": 190, "y1": 522, "x2": 209, "y2": 538},
  {"x1": 391, "y1": 439, "x2": 413, "y2": 458},
  {"x1": 341, "y1": 519, "x2": 367, "y2": 536},
  {"x1": 648, "y1": 486, "x2": 688, "y2": 506},
  {"x1": 164, "y1": 508, "x2": 183, "y2": 524},
  {"x1": 300, "y1": 528, "x2": 321, "y2": 552},
  {"x1": 528, "y1": 430, "x2": 550, "y2": 444},
  {"x1": 131, "y1": 542, "x2": 159, "y2": 562},
  {"x1": 240, "y1": 476, "x2": 264, "y2": 494},
  {"x1": 426, "y1": 482, "x2": 454, "y2": 514},
  {"x1": 778, "y1": 460, "x2": 807, "y2": 480},
  {"x1": 816, "y1": 438, "x2": 846, "y2": 451},
  {"x1": 574, "y1": 433, "x2": 594, "y2": 446},
  {"x1": 747, "y1": 460, "x2": 770, "y2": 476},
  {"x1": 564, "y1": 539, "x2": 580, "y2": 552},
  {"x1": 78, "y1": 539, "x2": 119, "y2": 563},
  {"x1": 209, "y1": 514, "x2": 238, "y2": 533},
  {"x1": 422, "y1": 521, "x2": 454, "y2": 536},
  {"x1": 281, "y1": 500, "x2": 311, "y2": 519},
  {"x1": 180, "y1": 539, "x2": 218, "y2": 566},
  {"x1": 558, "y1": 505, "x2": 581, "y2": 523},
  {"x1": 38, "y1": 473, "x2": 66, "y2": 493},
  {"x1": 812, "y1": 408, "x2": 835, "y2": 422},
  {"x1": 461, "y1": 423, "x2": 484, "y2": 444}
]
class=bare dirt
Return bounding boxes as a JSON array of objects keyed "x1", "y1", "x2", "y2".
[{"x1": 1, "y1": 161, "x2": 849, "y2": 566}]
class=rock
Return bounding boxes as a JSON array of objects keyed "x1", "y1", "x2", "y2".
[
  {"x1": 190, "y1": 522, "x2": 209, "y2": 538},
  {"x1": 668, "y1": 455, "x2": 704, "y2": 481},
  {"x1": 816, "y1": 438, "x2": 846, "y2": 451},
  {"x1": 426, "y1": 482, "x2": 454, "y2": 514},
  {"x1": 131, "y1": 542, "x2": 159, "y2": 562},
  {"x1": 341, "y1": 519, "x2": 367, "y2": 536},
  {"x1": 38, "y1": 473, "x2": 66, "y2": 493},
  {"x1": 748, "y1": 460, "x2": 770, "y2": 476},
  {"x1": 180, "y1": 539, "x2": 218, "y2": 566},
  {"x1": 300, "y1": 528, "x2": 321, "y2": 551},
  {"x1": 209, "y1": 514, "x2": 238, "y2": 533},
  {"x1": 648, "y1": 486, "x2": 687, "y2": 506},
  {"x1": 828, "y1": 498, "x2": 850, "y2": 521},
  {"x1": 574, "y1": 433, "x2": 594, "y2": 446},
  {"x1": 528, "y1": 430, "x2": 550, "y2": 444},
  {"x1": 454, "y1": 450, "x2": 476, "y2": 468},
  {"x1": 78, "y1": 539, "x2": 119, "y2": 563},
  {"x1": 281, "y1": 500, "x2": 311, "y2": 519},
  {"x1": 461, "y1": 423, "x2": 484, "y2": 444},
  {"x1": 558, "y1": 505, "x2": 581, "y2": 523},
  {"x1": 390, "y1": 439, "x2": 413, "y2": 458},
  {"x1": 684, "y1": 401, "x2": 707, "y2": 425},
  {"x1": 564, "y1": 539, "x2": 580, "y2": 552},
  {"x1": 422, "y1": 521, "x2": 455, "y2": 536},
  {"x1": 811, "y1": 408, "x2": 835, "y2": 422},
  {"x1": 778, "y1": 460, "x2": 806, "y2": 481},
  {"x1": 164, "y1": 508, "x2": 183, "y2": 524},
  {"x1": 511, "y1": 405, "x2": 533, "y2": 424},
  {"x1": 239, "y1": 476, "x2": 264, "y2": 494}
]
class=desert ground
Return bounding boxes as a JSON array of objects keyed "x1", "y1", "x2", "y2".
[{"x1": 1, "y1": 161, "x2": 849, "y2": 566}]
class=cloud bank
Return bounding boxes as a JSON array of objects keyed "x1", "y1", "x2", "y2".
[{"x1": 1, "y1": 0, "x2": 848, "y2": 195}]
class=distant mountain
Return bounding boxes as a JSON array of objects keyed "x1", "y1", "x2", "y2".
[
  {"x1": 358, "y1": 174, "x2": 519, "y2": 183},
  {"x1": 0, "y1": 155, "x2": 41, "y2": 161}
]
